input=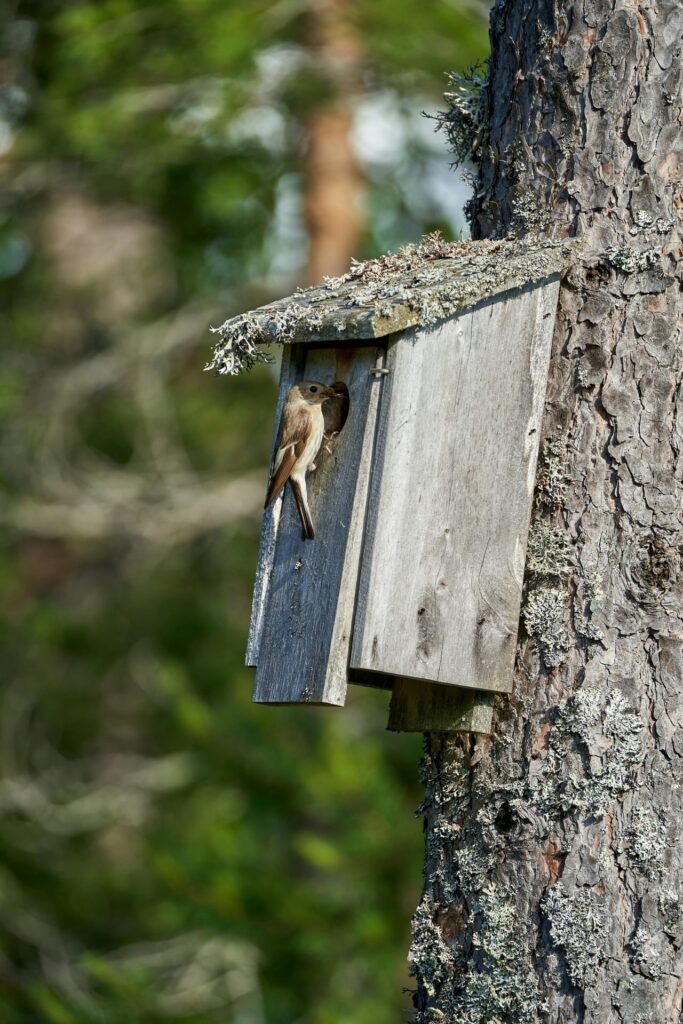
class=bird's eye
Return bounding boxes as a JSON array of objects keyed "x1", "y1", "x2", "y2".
[{"x1": 309, "y1": 385, "x2": 318, "y2": 393}]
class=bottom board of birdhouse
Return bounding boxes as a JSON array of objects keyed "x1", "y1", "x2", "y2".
[{"x1": 388, "y1": 679, "x2": 495, "y2": 734}]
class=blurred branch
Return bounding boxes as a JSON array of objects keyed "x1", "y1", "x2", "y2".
[
  {"x1": 37, "y1": 304, "x2": 215, "y2": 497},
  {"x1": 441, "y1": 0, "x2": 491, "y2": 16},
  {"x1": 5, "y1": 298, "x2": 270, "y2": 543},
  {"x1": 0, "y1": 753, "x2": 195, "y2": 836},
  {"x1": 2, "y1": 911, "x2": 264, "y2": 1022},
  {"x1": 2, "y1": 470, "x2": 265, "y2": 543}
]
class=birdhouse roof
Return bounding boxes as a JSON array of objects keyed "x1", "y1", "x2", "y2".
[{"x1": 207, "y1": 234, "x2": 575, "y2": 375}]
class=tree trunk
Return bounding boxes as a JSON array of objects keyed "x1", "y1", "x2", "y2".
[
  {"x1": 411, "y1": 2, "x2": 683, "y2": 1022},
  {"x1": 304, "y1": 0, "x2": 363, "y2": 282}
]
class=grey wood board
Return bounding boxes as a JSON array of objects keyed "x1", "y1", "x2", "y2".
[
  {"x1": 388, "y1": 679, "x2": 494, "y2": 734},
  {"x1": 350, "y1": 278, "x2": 560, "y2": 693},
  {"x1": 253, "y1": 345, "x2": 386, "y2": 705},
  {"x1": 245, "y1": 347, "x2": 299, "y2": 668}
]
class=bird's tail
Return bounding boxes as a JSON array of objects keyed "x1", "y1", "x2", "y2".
[{"x1": 292, "y1": 479, "x2": 315, "y2": 540}]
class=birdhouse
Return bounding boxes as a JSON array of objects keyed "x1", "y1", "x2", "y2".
[{"x1": 208, "y1": 236, "x2": 573, "y2": 733}]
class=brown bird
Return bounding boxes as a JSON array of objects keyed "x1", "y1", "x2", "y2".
[{"x1": 265, "y1": 380, "x2": 336, "y2": 539}]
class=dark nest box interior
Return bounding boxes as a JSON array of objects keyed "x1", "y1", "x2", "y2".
[{"x1": 208, "y1": 236, "x2": 574, "y2": 733}]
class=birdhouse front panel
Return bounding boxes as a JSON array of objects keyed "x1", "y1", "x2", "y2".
[
  {"x1": 349, "y1": 278, "x2": 560, "y2": 693},
  {"x1": 250, "y1": 342, "x2": 386, "y2": 705}
]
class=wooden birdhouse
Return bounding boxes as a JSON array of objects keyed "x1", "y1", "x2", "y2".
[{"x1": 208, "y1": 236, "x2": 573, "y2": 733}]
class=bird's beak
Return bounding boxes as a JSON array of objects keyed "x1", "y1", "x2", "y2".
[{"x1": 322, "y1": 386, "x2": 338, "y2": 400}]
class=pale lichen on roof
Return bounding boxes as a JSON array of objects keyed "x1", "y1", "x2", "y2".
[{"x1": 206, "y1": 233, "x2": 574, "y2": 376}]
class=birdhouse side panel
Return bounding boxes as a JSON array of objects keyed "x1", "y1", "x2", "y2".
[
  {"x1": 253, "y1": 344, "x2": 386, "y2": 705},
  {"x1": 350, "y1": 278, "x2": 560, "y2": 693}
]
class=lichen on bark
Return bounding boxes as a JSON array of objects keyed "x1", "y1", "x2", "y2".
[
  {"x1": 207, "y1": 234, "x2": 571, "y2": 374},
  {"x1": 435, "y1": 65, "x2": 488, "y2": 169},
  {"x1": 412, "y1": 0, "x2": 683, "y2": 1020}
]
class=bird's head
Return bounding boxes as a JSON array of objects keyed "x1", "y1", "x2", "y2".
[{"x1": 293, "y1": 381, "x2": 337, "y2": 405}]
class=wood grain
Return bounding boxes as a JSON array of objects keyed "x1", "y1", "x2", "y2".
[
  {"x1": 245, "y1": 348, "x2": 300, "y2": 668},
  {"x1": 252, "y1": 344, "x2": 386, "y2": 705},
  {"x1": 387, "y1": 679, "x2": 494, "y2": 734},
  {"x1": 350, "y1": 280, "x2": 560, "y2": 693}
]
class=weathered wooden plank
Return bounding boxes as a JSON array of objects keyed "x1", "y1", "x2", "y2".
[
  {"x1": 350, "y1": 279, "x2": 560, "y2": 693},
  {"x1": 253, "y1": 344, "x2": 386, "y2": 705},
  {"x1": 388, "y1": 679, "x2": 494, "y2": 734},
  {"x1": 245, "y1": 347, "x2": 300, "y2": 668}
]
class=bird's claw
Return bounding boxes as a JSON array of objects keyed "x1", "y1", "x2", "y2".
[{"x1": 323, "y1": 430, "x2": 339, "y2": 455}]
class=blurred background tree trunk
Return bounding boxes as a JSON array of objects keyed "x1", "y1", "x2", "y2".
[
  {"x1": 412, "y1": 1, "x2": 683, "y2": 1021},
  {"x1": 304, "y1": 0, "x2": 363, "y2": 282}
]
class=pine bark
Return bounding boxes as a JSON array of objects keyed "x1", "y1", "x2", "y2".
[{"x1": 411, "y1": 2, "x2": 683, "y2": 1022}]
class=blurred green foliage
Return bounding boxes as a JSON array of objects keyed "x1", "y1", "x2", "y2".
[{"x1": 1, "y1": 2, "x2": 488, "y2": 1022}]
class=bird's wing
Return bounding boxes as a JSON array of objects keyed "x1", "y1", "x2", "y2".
[{"x1": 264, "y1": 404, "x2": 313, "y2": 507}]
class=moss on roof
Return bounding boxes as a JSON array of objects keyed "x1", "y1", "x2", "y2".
[{"x1": 207, "y1": 233, "x2": 576, "y2": 375}]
